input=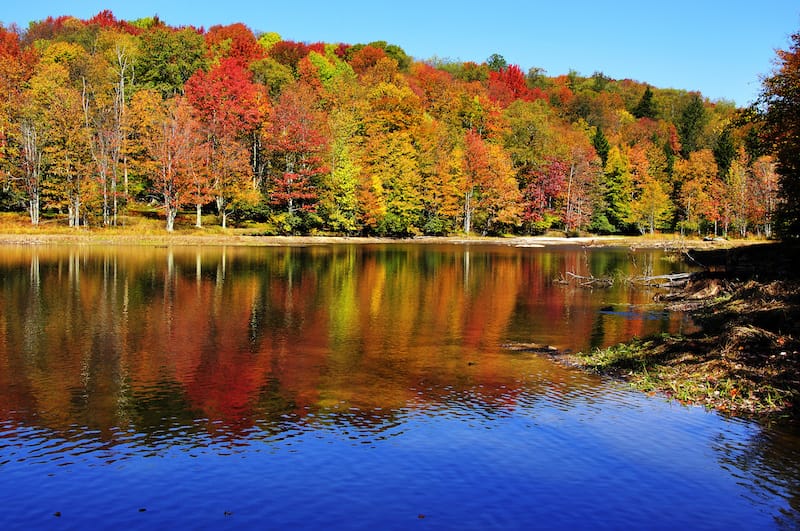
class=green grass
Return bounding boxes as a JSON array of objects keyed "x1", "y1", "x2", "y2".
[{"x1": 576, "y1": 335, "x2": 796, "y2": 418}]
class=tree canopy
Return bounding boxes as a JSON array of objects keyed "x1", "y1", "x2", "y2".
[{"x1": 0, "y1": 12, "x2": 785, "y2": 238}]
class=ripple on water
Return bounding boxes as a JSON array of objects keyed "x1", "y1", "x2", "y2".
[{"x1": 1, "y1": 379, "x2": 799, "y2": 529}]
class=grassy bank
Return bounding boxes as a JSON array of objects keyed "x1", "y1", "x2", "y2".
[{"x1": 571, "y1": 245, "x2": 800, "y2": 421}]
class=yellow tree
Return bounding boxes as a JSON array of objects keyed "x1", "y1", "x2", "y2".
[
  {"x1": 357, "y1": 64, "x2": 425, "y2": 235},
  {"x1": 725, "y1": 147, "x2": 750, "y2": 237},
  {"x1": 674, "y1": 149, "x2": 720, "y2": 235},
  {"x1": 39, "y1": 62, "x2": 91, "y2": 226},
  {"x1": 0, "y1": 24, "x2": 35, "y2": 206},
  {"x1": 14, "y1": 57, "x2": 68, "y2": 225},
  {"x1": 416, "y1": 117, "x2": 463, "y2": 234},
  {"x1": 628, "y1": 142, "x2": 672, "y2": 234},
  {"x1": 749, "y1": 155, "x2": 779, "y2": 238}
]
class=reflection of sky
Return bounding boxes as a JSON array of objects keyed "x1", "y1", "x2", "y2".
[{"x1": 1, "y1": 383, "x2": 795, "y2": 530}]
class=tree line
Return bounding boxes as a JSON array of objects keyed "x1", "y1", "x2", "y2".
[{"x1": 0, "y1": 11, "x2": 791, "y2": 237}]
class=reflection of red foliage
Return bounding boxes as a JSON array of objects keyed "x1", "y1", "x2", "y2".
[{"x1": 0, "y1": 247, "x2": 690, "y2": 438}]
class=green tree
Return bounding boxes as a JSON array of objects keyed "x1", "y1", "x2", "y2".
[
  {"x1": 486, "y1": 53, "x2": 507, "y2": 72},
  {"x1": 601, "y1": 146, "x2": 633, "y2": 232},
  {"x1": 632, "y1": 86, "x2": 657, "y2": 119},
  {"x1": 713, "y1": 126, "x2": 736, "y2": 179},
  {"x1": 678, "y1": 93, "x2": 708, "y2": 157},
  {"x1": 136, "y1": 26, "x2": 207, "y2": 96},
  {"x1": 592, "y1": 126, "x2": 610, "y2": 167}
]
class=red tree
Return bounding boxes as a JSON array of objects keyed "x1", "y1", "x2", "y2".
[
  {"x1": 522, "y1": 159, "x2": 568, "y2": 225},
  {"x1": 265, "y1": 82, "x2": 329, "y2": 216},
  {"x1": 269, "y1": 40, "x2": 324, "y2": 71},
  {"x1": 185, "y1": 59, "x2": 264, "y2": 226},
  {"x1": 350, "y1": 45, "x2": 387, "y2": 75},
  {"x1": 205, "y1": 23, "x2": 263, "y2": 65},
  {"x1": 185, "y1": 58, "x2": 262, "y2": 138},
  {"x1": 488, "y1": 65, "x2": 532, "y2": 107},
  {"x1": 86, "y1": 10, "x2": 141, "y2": 34}
]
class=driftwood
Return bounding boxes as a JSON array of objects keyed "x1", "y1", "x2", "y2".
[
  {"x1": 558, "y1": 271, "x2": 691, "y2": 289},
  {"x1": 564, "y1": 271, "x2": 614, "y2": 287},
  {"x1": 501, "y1": 342, "x2": 560, "y2": 354},
  {"x1": 630, "y1": 272, "x2": 691, "y2": 289}
]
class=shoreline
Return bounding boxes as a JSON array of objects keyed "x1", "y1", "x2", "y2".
[
  {"x1": 0, "y1": 230, "x2": 756, "y2": 250},
  {"x1": 561, "y1": 246, "x2": 800, "y2": 423}
]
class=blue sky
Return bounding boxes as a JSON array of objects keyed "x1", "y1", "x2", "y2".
[{"x1": 2, "y1": 1, "x2": 799, "y2": 106}]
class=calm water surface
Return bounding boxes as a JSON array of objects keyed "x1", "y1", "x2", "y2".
[{"x1": 1, "y1": 243, "x2": 799, "y2": 529}]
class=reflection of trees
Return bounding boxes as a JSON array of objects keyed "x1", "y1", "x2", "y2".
[
  {"x1": 509, "y1": 248, "x2": 690, "y2": 352},
  {"x1": 0, "y1": 244, "x2": 689, "y2": 445}
]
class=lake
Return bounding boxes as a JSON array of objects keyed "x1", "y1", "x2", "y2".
[{"x1": 1, "y1": 243, "x2": 799, "y2": 529}]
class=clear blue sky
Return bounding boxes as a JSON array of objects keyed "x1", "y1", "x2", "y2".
[{"x1": 3, "y1": 1, "x2": 799, "y2": 106}]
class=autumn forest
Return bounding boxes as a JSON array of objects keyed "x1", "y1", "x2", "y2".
[{"x1": 0, "y1": 11, "x2": 784, "y2": 237}]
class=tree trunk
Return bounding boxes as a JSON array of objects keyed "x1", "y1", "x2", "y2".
[
  {"x1": 73, "y1": 195, "x2": 81, "y2": 227},
  {"x1": 29, "y1": 195, "x2": 39, "y2": 226},
  {"x1": 196, "y1": 203, "x2": 203, "y2": 228},
  {"x1": 463, "y1": 190, "x2": 472, "y2": 234},
  {"x1": 166, "y1": 205, "x2": 177, "y2": 232}
]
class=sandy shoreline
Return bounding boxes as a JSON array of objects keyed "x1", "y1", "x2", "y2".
[{"x1": 0, "y1": 231, "x2": 744, "y2": 249}]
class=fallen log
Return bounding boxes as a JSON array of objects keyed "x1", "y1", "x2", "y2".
[
  {"x1": 631, "y1": 272, "x2": 692, "y2": 288},
  {"x1": 501, "y1": 342, "x2": 560, "y2": 353},
  {"x1": 565, "y1": 271, "x2": 614, "y2": 287}
]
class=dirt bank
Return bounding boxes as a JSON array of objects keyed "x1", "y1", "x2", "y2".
[{"x1": 571, "y1": 242, "x2": 800, "y2": 421}]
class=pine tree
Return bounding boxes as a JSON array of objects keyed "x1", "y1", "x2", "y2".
[
  {"x1": 713, "y1": 127, "x2": 736, "y2": 179},
  {"x1": 632, "y1": 86, "x2": 657, "y2": 119},
  {"x1": 678, "y1": 94, "x2": 708, "y2": 157},
  {"x1": 592, "y1": 127, "x2": 610, "y2": 167}
]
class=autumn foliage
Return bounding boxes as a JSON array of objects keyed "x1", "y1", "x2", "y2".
[{"x1": 0, "y1": 11, "x2": 785, "y2": 237}]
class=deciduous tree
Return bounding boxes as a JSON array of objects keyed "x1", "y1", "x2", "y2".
[
  {"x1": 264, "y1": 81, "x2": 329, "y2": 232},
  {"x1": 186, "y1": 58, "x2": 263, "y2": 227},
  {"x1": 759, "y1": 29, "x2": 800, "y2": 237},
  {"x1": 674, "y1": 149, "x2": 719, "y2": 235},
  {"x1": 463, "y1": 129, "x2": 521, "y2": 234}
]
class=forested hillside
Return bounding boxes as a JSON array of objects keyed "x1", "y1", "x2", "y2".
[{"x1": 0, "y1": 11, "x2": 781, "y2": 236}]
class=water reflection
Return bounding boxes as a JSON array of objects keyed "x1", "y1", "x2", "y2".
[
  {"x1": 0, "y1": 244, "x2": 798, "y2": 529},
  {"x1": 0, "y1": 244, "x2": 685, "y2": 437}
]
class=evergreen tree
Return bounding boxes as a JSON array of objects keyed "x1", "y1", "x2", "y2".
[
  {"x1": 592, "y1": 126, "x2": 610, "y2": 167},
  {"x1": 713, "y1": 127, "x2": 736, "y2": 179},
  {"x1": 632, "y1": 86, "x2": 657, "y2": 119},
  {"x1": 486, "y1": 53, "x2": 507, "y2": 72},
  {"x1": 678, "y1": 93, "x2": 708, "y2": 157}
]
